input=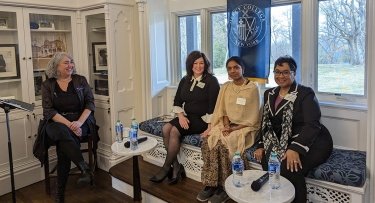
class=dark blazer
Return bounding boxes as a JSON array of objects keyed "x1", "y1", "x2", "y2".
[
  {"x1": 41, "y1": 74, "x2": 99, "y2": 150},
  {"x1": 256, "y1": 82, "x2": 330, "y2": 156}
]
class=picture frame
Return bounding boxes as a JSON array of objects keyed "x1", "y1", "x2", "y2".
[
  {"x1": 38, "y1": 20, "x2": 55, "y2": 30},
  {"x1": 0, "y1": 18, "x2": 7, "y2": 28},
  {"x1": 92, "y1": 42, "x2": 108, "y2": 72},
  {"x1": 0, "y1": 44, "x2": 20, "y2": 79}
]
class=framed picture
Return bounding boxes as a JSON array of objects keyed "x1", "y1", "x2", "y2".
[
  {"x1": 0, "y1": 18, "x2": 7, "y2": 28},
  {"x1": 0, "y1": 44, "x2": 20, "y2": 79},
  {"x1": 92, "y1": 42, "x2": 108, "y2": 72}
]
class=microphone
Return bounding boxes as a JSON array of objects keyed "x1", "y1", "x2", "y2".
[
  {"x1": 124, "y1": 137, "x2": 148, "y2": 148},
  {"x1": 251, "y1": 172, "x2": 269, "y2": 191}
]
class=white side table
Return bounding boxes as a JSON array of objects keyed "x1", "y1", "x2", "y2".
[
  {"x1": 111, "y1": 135, "x2": 158, "y2": 201},
  {"x1": 225, "y1": 170, "x2": 295, "y2": 203}
]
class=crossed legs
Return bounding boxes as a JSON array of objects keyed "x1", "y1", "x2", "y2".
[{"x1": 150, "y1": 123, "x2": 182, "y2": 182}]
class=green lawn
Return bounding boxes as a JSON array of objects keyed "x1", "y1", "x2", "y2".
[
  {"x1": 213, "y1": 64, "x2": 365, "y2": 96},
  {"x1": 318, "y1": 64, "x2": 364, "y2": 95}
]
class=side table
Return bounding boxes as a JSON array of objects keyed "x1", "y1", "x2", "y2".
[
  {"x1": 224, "y1": 170, "x2": 295, "y2": 203},
  {"x1": 111, "y1": 135, "x2": 158, "y2": 201}
]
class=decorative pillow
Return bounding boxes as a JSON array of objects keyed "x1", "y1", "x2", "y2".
[{"x1": 139, "y1": 117, "x2": 202, "y2": 147}]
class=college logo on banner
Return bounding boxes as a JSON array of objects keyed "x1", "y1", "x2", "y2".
[
  {"x1": 227, "y1": 0, "x2": 271, "y2": 79},
  {"x1": 229, "y1": 4, "x2": 267, "y2": 48}
]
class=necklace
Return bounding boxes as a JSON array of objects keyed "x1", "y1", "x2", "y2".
[
  {"x1": 58, "y1": 77, "x2": 72, "y2": 82},
  {"x1": 231, "y1": 78, "x2": 247, "y2": 93},
  {"x1": 233, "y1": 78, "x2": 246, "y2": 86}
]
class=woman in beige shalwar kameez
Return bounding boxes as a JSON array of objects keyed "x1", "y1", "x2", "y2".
[{"x1": 196, "y1": 56, "x2": 261, "y2": 203}]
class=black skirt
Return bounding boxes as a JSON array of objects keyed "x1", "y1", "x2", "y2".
[{"x1": 169, "y1": 114, "x2": 208, "y2": 136}]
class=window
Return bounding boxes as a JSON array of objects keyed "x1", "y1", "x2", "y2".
[
  {"x1": 268, "y1": 3, "x2": 301, "y2": 87},
  {"x1": 211, "y1": 12, "x2": 228, "y2": 84},
  {"x1": 317, "y1": 0, "x2": 366, "y2": 96},
  {"x1": 178, "y1": 15, "x2": 201, "y2": 77},
  {"x1": 172, "y1": 0, "x2": 367, "y2": 106}
]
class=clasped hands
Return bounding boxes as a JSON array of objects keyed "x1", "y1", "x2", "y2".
[
  {"x1": 253, "y1": 148, "x2": 303, "y2": 172},
  {"x1": 69, "y1": 120, "x2": 83, "y2": 137}
]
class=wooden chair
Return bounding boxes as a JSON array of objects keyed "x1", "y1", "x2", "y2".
[{"x1": 44, "y1": 134, "x2": 97, "y2": 195}]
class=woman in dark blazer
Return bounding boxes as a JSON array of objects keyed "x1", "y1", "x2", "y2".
[{"x1": 254, "y1": 55, "x2": 333, "y2": 203}]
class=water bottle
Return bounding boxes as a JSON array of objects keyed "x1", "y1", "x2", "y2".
[
  {"x1": 268, "y1": 151, "x2": 281, "y2": 189},
  {"x1": 129, "y1": 119, "x2": 139, "y2": 150},
  {"x1": 232, "y1": 151, "x2": 244, "y2": 187},
  {"x1": 115, "y1": 120, "x2": 124, "y2": 143}
]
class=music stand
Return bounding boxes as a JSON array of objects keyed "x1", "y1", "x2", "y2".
[{"x1": 0, "y1": 99, "x2": 34, "y2": 203}]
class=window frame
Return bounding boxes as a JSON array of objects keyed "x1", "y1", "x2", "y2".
[{"x1": 170, "y1": 0, "x2": 368, "y2": 108}]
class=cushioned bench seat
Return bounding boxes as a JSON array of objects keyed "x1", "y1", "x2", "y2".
[
  {"x1": 139, "y1": 116, "x2": 202, "y2": 147},
  {"x1": 139, "y1": 116, "x2": 368, "y2": 202},
  {"x1": 245, "y1": 146, "x2": 367, "y2": 188}
]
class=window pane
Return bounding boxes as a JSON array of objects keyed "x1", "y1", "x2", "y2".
[
  {"x1": 268, "y1": 4, "x2": 301, "y2": 88},
  {"x1": 318, "y1": 0, "x2": 366, "y2": 95},
  {"x1": 211, "y1": 12, "x2": 228, "y2": 84},
  {"x1": 178, "y1": 15, "x2": 201, "y2": 77}
]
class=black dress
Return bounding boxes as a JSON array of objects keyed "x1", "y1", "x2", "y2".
[{"x1": 169, "y1": 74, "x2": 220, "y2": 135}]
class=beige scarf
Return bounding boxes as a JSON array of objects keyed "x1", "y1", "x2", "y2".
[{"x1": 207, "y1": 81, "x2": 261, "y2": 157}]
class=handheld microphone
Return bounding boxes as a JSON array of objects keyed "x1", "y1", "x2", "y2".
[
  {"x1": 251, "y1": 172, "x2": 269, "y2": 191},
  {"x1": 124, "y1": 137, "x2": 148, "y2": 148}
]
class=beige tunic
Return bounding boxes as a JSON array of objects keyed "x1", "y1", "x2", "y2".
[{"x1": 207, "y1": 80, "x2": 261, "y2": 157}]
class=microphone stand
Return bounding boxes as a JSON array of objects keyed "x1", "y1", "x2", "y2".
[
  {"x1": 1, "y1": 104, "x2": 16, "y2": 203},
  {"x1": 0, "y1": 99, "x2": 34, "y2": 203}
]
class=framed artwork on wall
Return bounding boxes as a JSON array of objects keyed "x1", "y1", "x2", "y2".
[
  {"x1": 92, "y1": 42, "x2": 107, "y2": 72},
  {"x1": 0, "y1": 44, "x2": 20, "y2": 79}
]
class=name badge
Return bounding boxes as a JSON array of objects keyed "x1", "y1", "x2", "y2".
[
  {"x1": 284, "y1": 93, "x2": 297, "y2": 102},
  {"x1": 236, "y1": 97, "x2": 246, "y2": 105},
  {"x1": 197, "y1": 82, "x2": 205, "y2": 88}
]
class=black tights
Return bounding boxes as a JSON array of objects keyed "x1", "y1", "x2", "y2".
[{"x1": 153, "y1": 123, "x2": 182, "y2": 179}]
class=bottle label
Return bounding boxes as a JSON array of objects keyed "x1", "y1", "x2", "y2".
[
  {"x1": 268, "y1": 163, "x2": 280, "y2": 172},
  {"x1": 232, "y1": 162, "x2": 243, "y2": 171}
]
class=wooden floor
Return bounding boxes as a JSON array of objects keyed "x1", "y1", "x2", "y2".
[
  {"x1": 109, "y1": 157, "x2": 236, "y2": 203},
  {"x1": 0, "y1": 169, "x2": 133, "y2": 203},
  {"x1": 0, "y1": 157, "x2": 236, "y2": 203}
]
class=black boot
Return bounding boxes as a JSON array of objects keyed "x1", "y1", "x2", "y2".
[
  {"x1": 76, "y1": 161, "x2": 93, "y2": 185},
  {"x1": 55, "y1": 181, "x2": 65, "y2": 203},
  {"x1": 55, "y1": 148, "x2": 70, "y2": 203}
]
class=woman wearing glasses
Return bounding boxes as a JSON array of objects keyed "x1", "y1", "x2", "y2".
[{"x1": 253, "y1": 55, "x2": 333, "y2": 203}]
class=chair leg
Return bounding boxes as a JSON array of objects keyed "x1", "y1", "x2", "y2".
[
  {"x1": 88, "y1": 136, "x2": 93, "y2": 170},
  {"x1": 44, "y1": 151, "x2": 50, "y2": 195}
]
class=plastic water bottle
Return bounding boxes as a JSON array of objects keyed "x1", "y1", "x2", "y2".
[
  {"x1": 268, "y1": 151, "x2": 281, "y2": 189},
  {"x1": 129, "y1": 119, "x2": 139, "y2": 150},
  {"x1": 115, "y1": 120, "x2": 123, "y2": 143},
  {"x1": 232, "y1": 151, "x2": 244, "y2": 187}
]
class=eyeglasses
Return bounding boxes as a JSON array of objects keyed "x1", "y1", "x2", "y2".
[{"x1": 273, "y1": 70, "x2": 294, "y2": 76}]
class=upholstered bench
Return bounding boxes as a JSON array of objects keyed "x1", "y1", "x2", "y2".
[{"x1": 139, "y1": 116, "x2": 368, "y2": 203}]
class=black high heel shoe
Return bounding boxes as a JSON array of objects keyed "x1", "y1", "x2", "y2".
[
  {"x1": 168, "y1": 164, "x2": 186, "y2": 185},
  {"x1": 149, "y1": 166, "x2": 173, "y2": 183}
]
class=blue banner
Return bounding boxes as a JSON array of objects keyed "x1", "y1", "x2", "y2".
[{"x1": 227, "y1": 0, "x2": 271, "y2": 79}]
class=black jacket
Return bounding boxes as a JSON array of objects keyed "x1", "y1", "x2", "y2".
[
  {"x1": 256, "y1": 82, "x2": 331, "y2": 156},
  {"x1": 41, "y1": 74, "x2": 99, "y2": 150}
]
